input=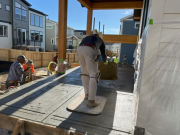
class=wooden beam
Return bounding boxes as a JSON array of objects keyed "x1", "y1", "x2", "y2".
[
  {"x1": 0, "y1": 113, "x2": 83, "y2": 135},
  {"x1": 58, "y1": 0, "x2": 68, "y2": 60},
  {"x1": 86, "y1": 8, "x2": 93, "y2": 36},
  {"x1": 103, "y1": 35, "x2": 138, "y2": 44},
  {"x1": 92, "y1": 2, "x2": 143, "y2": 10},
  {"x1": 78, "y1": 0, "x2": 92, "y2": 9}
]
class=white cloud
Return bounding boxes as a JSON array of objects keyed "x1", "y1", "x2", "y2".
[
  {"x1": 104, "y1": 28, "x2": 120, "y2": 34},
  {"x1": 123, "y1": 10, "x2": 133, "y2": 15}
]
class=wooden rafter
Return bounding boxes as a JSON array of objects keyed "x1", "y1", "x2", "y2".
[
  {"x1": 103, "y1": 35, "x2": 138, "y2": 44},
  {"x1": 91, "y1": 1, "x2": 143, "y2": 9},
  {"x1": 78, "y1": 0, "x2": 92, "y2": 9}
]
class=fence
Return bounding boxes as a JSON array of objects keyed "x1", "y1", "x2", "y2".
[{"x1": 0, "y1": 48, "x2": 78, "y2": 68}]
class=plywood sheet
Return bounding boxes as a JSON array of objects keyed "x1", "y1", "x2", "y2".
[{"x1": 68, "y1": 95, "x2": 107, "y2": 115}]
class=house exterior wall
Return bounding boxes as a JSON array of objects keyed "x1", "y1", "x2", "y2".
[
  {"x1": 12, "y1": 0, "x2": 29, "y2": 43},
  {"x1": 0, "y1": 22, "x2": 12, "y2": 49},
  {"x1": 120, "y1": 20, "x2": 139, "y2": 64},
  {"x1": 29, "y1": 10, "x2": 46, "y2": 51},
  {"x1": 0, "y1": 0, "x2": 12, "y2": 49},
  {"x1": 135, "y1": 0, "x2": 180, "y2": 135},
  {"x1": 0, "y1": 0, "x2": 12, "y2": 23},
  {"x1": 46, "y1": 20, "x2": 56, "y2": 51}
]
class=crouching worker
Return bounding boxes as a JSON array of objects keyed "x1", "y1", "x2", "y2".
[
  {"x1": 21, "y1": 60, "x2": 35, "y2": 85},
  {"x1": 77, "y1": 30, "x2": 107, "y2": 108},
  {"x1": 6, "y1": 55, "x2": 28, "y2": 89},
  {"x1": 47, "y1": 62, "x2": 57, "y2": 76}
]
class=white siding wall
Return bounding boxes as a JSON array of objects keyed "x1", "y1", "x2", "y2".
[
  {"x1": 0, "y1": 22, "x2": 12, "y2": 49},
  {"x1": 29, "y1": 11, "x2": 46, "y2": 51},
  {"x1": 136, "y1": 0, "x2": 180, "y2": 135}
]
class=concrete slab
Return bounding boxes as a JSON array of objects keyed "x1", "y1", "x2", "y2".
[
  {"x1": 0, "y1": 66, "x2": 134, "y2": 135},
  {"x1": 67, "y1": 95, "x2": 107, "y2": 115}
]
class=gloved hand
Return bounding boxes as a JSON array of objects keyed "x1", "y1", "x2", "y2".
[{"x1": 104, "y1": 61, "x2": 108, "y2": 65}]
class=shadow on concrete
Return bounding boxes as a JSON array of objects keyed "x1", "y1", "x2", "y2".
[{"x1": 55, "y1": 66, "x2": 134, "y2": 134}]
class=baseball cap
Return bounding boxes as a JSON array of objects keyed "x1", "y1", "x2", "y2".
[{"x1": 17, "y1": 55, "x2": 27, "y2": 62}]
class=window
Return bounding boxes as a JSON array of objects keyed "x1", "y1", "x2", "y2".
[
  {"x1": 22, "y1": 6, "x2": 26, "y2": 10},
  {"x1": 6, "y1": 5, "x2": 10, "y2": 11},
  {"x1": 35, "y1": 15, "x2": 39, "y2": 27},
  {"x1": 0, "y1": 3, "x2": 2, "y2": 9},
  {"x1": 51, "y1": 38, "x2": 54, "y2": 45},
  {"x1": 31, "y1": 31, "x2": 43, "y2": 42},
  {"x1": 46, "y1": 25, "x2": 52, "y2": 29},
  {"x1": 21, "y1": 10, "x2": 27, "y2": 21},
  {"x1": 40, "y1": 32, "x2": 43, "y2": 42},
  {"x1": 15, "y1": 8, "x2": 21, "y2": 19},
  {"x1": 15, "y1": 2, "x2": 21, "y2": 8},
  {"x1": 140, "y1": 0, "x2": 150, "y2": 37},
  {"x1": 70, "y1": 30, "x2": 74, "y2": 35},
  {"x1": 0, "y1": 26, "x2": 3, "y2": 36},
  {"x1": 40, "y1": 17, "x2": 43, "y2": 28},
  {"x1": 0, "y1": 25, "x2": 8, "y2": 37},
  {"x1": 15, "y1": 2, "x2": 26, "y2": 21},
  {"x1": 35, "y1": 31, "x2": 40, "y2": 41},
  {"x1": 31, "y1": 14, "x2": 34, "y2": 25},
  {"x1": 31, "y1": 31, "x2": 35, "y2": 40},
  {"x1": 135, "y1": 22, "x2": 140, "y2": 29}
]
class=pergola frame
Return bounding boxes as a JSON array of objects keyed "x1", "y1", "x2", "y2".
[{"x1": 58, "y1": 0, "x2": 143, "y2": 60}]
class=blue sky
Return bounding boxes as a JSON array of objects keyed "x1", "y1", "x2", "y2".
[{"x1": 27, "y1": 0, "x2": 133, "y2": 34}]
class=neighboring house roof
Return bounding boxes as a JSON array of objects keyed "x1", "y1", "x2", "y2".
[
  {"x1": 21, "y1": 0, "x2": 32, "y2": 6},
  {"x1": 46, "y1": 19, "x2": 75, "y2": 30},
  {"x1": 29, "y1": 8, "x2": 48, "y2": 16},
  {"x1": 74, "y1": 30, "x2": 86, "y2": 39},
  {"x1": 75, "y1": 30, "x2": 86, "y2": 35},
  {"x1": 120, "y1": 14, "x2": 133, "y2": 22},
  {"x1": 67, "y1": 35, "x2": 79, "y2": 40}
]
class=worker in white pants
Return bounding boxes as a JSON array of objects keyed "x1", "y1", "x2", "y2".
[{"x1": 77, "y1": 30, "x2": 107, "y2": 108}]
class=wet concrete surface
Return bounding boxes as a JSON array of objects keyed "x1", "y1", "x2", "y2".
[{"x1": 0, "y1": 66, "x2": 134, "y2": 135}]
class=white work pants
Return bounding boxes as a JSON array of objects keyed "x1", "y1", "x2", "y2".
[{"x1": 77, "y1": 46, "x2": 98, "y2": 100}]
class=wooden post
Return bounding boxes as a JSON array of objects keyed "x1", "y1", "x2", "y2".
[
  {"x1": 74, "y1": 53, "x2": 75, "y2": 62},
  {"x1": 8, "y1": 49, "x2": 11, "y2": 61},
  {"x1": 68, "y1": 53, "x2": 70, "y2": 63},
  {"x1": 41, "y1": 53, "x2": 43, "y2": 67},
  {"x1": 58, "y1": 0, "x2": 68, "y2": 61},
  {"x1": 12, "y1": 120, "x2": 25, "y2": 135},
  {"x1": 86, "y1": 8, "x2": 93, "y2": 36}
]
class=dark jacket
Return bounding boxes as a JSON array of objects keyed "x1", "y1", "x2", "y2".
[{"x1": 80, "y1": 35, "x2": 107, "y2": 62}]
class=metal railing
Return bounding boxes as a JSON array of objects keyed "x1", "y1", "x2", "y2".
[{"x1": 14, "y1": 39, "x2": 42, "y2": 47}]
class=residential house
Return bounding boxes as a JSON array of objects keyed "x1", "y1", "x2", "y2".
[
  {"x1": 13, "y1": 0, "x2": 31, "y2": 48},
  {"x1": 0, "y1": 0, "x2": 47, "y2": 51},
  {"x1": 119, "y1": 14, "x2": 140, "y2": 64},
  {"x1": 0, "y1": 0, "x2": 12, "y2": 49},
  {"x1": 29, "y1": 8, "x2": 47, "y2": 51},
  {"x1": 46, "y1": 19, "x2": 78, "y2": 51},
  {"x1": 105, "y1": 43, "x2": 120, "y2": 54},
  {"x1": 74, "y1": 30, "x2": 86, "y2": 45}
]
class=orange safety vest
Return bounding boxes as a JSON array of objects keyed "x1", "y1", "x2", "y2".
[{"x1": 22, "y1": 63, "x2": 35, "y2": 75}]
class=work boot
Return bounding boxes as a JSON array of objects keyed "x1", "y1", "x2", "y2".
[
  {"x1": 87, "y1": 100, "x2": 99, "y2": 108},
  {"x1": 84, "y1": 94, "x2": 88, "y2": 100}
]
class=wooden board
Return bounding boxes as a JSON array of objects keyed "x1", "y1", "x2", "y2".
[
  {"x1": 103, "y1": 35, "x2": 138, "y2": 44},
  {"x1": 67, "y1": 95, "x2": 107, "y2": 115}
]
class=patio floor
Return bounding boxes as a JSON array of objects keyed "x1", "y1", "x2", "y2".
[{"x1": 0, "y1": 66, "x2": 134, "y2": 135}]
